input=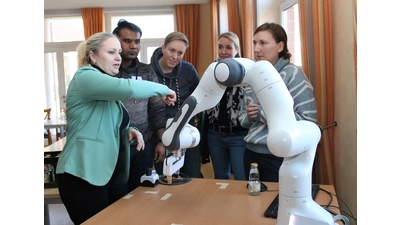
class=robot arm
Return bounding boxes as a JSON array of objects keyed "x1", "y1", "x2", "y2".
[
  {"x1": 160, "y1": 61, "x2": 227, "y2": 181},
  {"x1": 162, "y1": 58, "x2": 308, "y2": 157},
  {"x1": 162, "y1": 58, "x2": 336, "y2": 225},
  {"x1": 161, "y1": 62, "x2": 224, "y2": 151}
]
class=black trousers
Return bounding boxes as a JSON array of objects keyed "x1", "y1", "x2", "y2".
[
  {"x1": 127, "y1": 138, "x2": 155, "y2": 192},
  {"x1": 243, "y1": 148, "x2": 284, "y2": 182},
  {"x1": 57, "y1": 149, "x2": 126, "y2": 225},
  {"x1": 153, "y1": 134, "x2": 202, "y2": 178}
]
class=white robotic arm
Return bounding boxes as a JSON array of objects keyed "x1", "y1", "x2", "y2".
[
  {"x1": 160, "y1": 61, "x2": 226, "y2": 181},
  {"x1": 162, "y1": 58, "x2": 335, "y2": 225}
]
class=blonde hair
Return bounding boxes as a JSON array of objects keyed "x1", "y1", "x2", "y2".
[
  {"x1": 76, "y1": 32, "x2": 117, "y2": 68},
  {"x1": 219, "y1": 31, "x2": 241, "y2": 57},
  {"x1": 164, "y1": 31, "x2": 189, "y2": 48}
]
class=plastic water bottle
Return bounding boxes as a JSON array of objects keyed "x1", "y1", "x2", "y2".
[
  {"x1": 248, "y1": 162, "x2": 260, "y2": 196},
  {"x1": 60, "y1": 108, "x2": 66, "y2": 121}
]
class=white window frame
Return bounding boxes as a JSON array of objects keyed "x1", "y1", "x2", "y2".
[
  {"x1": 104, "y1": 7, "x2": 175, "y2": 33},
  {"x1": 280, "y1": 0, "x2": 302, "y2": 67},
  {"x1": 43, "y1": 8, "x2": 175, "y2": 117},
  {"x1": 44, "y1": 41, "x2": 81, "y2": 118},
  {"x1": 279, "y1": 0, "x2": 298, "y2": 13},
  {"x1": 104, "y1": 7, "x2": 175, "y2": 64},
  {"x1": 141, "y1": 38, "x2": 165, "y2": 63},
  {"x1": 44, "y1": 7, "x2": 175, "y2": 64}
]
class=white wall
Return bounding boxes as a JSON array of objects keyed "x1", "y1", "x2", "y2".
[
  {"x1": 257, "y1": 0, "x2": 280, "y2": 25},
  {"x1": 332, "y1": 0, "x2": 357, "y2": 220}
]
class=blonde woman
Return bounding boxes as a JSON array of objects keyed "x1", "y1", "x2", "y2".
[
  {"x1": 56, "y1": 32, "x2": 176, "y2": 224},
  {"x1": 204, "y1": 32, "x2": 248, "y2": 180}
]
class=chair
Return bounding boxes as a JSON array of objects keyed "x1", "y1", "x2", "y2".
[
  {"x1": 56, "y1": 107, "x2": 66, "y2": 140},
  {"x1": 44, "y1": 108, "x2": 53, "y2": 145}
]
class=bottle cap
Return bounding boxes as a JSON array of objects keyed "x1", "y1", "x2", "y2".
[{"x1": 251, "y1": 162, "x2": 258, "y2": 168}]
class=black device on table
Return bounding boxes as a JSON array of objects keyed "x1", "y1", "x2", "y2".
[{"x1": 264, "y1": 184, "x2": 320, "y2": 218}]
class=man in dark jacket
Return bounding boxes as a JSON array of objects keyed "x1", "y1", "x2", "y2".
[{"x1": 113, "y1": 19, "x2": 167, "y2": 191}]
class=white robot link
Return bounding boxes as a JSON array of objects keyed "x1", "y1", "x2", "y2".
[{"x1": 161, "y1": 58, "x2": 335, "y2": 225}]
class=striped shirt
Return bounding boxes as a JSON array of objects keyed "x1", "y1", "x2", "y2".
[{"x1": 238, "y1": 57, "x2": 317, "y2": 154}]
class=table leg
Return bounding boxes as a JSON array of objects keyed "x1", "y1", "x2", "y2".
[{"x1": 60, "y1": 126, "x2": 65, "y2": 138}]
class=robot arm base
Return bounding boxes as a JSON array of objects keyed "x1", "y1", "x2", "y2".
[
  {"x1": 286, "y1": 215, "x2": 333, "y2": 225},
  {"x1": 277, "y1": 197, "x2": 335, "y2": 225},
  {"x1": 160, "y1": 149, "x2": 191, "y2": 185}
]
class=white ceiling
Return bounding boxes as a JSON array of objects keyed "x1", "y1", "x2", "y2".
[{"x1": 44, "y1": 0, "x2": 210, "y2": 11}]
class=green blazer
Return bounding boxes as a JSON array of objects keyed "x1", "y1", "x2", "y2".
[{"x1": 56, "y1": 66, "x2": 170, "y2": 186}]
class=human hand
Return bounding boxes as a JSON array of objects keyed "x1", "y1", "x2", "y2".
[
  {"x1": 153, "y1": 142, "x2": 166, "y2": 163},
  {"x1": 128, "y1": 128, "x2": 145, "y2": 151},
  {"x1": 246, "y1": 102, "x2": 259, "y2": 119},
  {"x1": 161, "y1": 89, "x2": 176, "y2": 106}
]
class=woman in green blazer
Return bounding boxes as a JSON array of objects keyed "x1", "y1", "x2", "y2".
[{"x1": 55, "y1": 32, "x2": 176, "y2": 225}]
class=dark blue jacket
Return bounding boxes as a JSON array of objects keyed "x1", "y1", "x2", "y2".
[{"x1": 150, "y1": 47, "x2": 199, "y2": 119}]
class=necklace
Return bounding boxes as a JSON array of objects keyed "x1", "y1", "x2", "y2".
[{"x1": 163, "y1": 77, "x2": 180, "y2": 109}]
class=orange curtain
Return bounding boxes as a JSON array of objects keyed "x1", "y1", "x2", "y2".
[
  {"x1": 210, "y1": 0, "x2": 220, "y2": 61},
  {"x1": 299, "y1": 0, "x2": 335, "y2": 185},
  {"x1": 227, "y1": 0, "x2": 241, "y2": 45},
  {"x1": 82, "y1": 8, "x2": 104, "y2": 39},
  {"x1": 174, "y1": 4, "x2": 200, "y2": 71},
  {"x1": 239, "y1": 0, "x2": 255, "y2": 59},
  {"x1": 227, "y1": 0, "x2": 255, "y2": 59}
]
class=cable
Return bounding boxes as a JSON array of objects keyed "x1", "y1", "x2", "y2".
[
  {"x1": 319, "y1": 187, "x2": 333, "y2": 207},
  {"x1": 329, "y1": 190, "x2": 356, "y2": 221},
  {"x1": 319, "y1": 187, "x2": 357, "y2": 224},
  {"x1": 325, "y1": 205, "x2": 357, "y2": 223}
]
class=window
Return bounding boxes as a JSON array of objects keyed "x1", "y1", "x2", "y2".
[
  {"x1": 105, "y1": 11, "x2": 175, "y2": 63},
  {"x1": 44, "y1": 16, "x2": 84, "y2": 119},
  {"x1": 44, "y1": 10, "x2": 175, "y2": 118},
  {"x1": 108, "y1": 14, "x2": 174, "y2": 39},
  {"x1": 44, "y1": 42, "x2": 80, "y2": 120},
  {"x1": 44, "y1": 17, "x2": 84, "y2": 42},
  {"x1": 281, "y1": 1, "x2": 302, "y2": 67}
]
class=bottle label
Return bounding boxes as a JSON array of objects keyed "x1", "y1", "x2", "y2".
[{"x1": 248, "y1": 182, "x2": 260, "y2": 193}]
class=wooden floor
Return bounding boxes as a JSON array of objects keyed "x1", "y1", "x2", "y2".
[{"x1": 47, "y1": 161, "x2": 215, "y2": 225}]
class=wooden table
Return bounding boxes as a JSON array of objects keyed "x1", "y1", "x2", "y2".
[
  {"x1": 44, "y1": 137, "x2": 66, "y2": 153},
  {"x1": 44, "y1": 119, "x2": 67, "y2": 138},
  {"x1": 82, "y1": 179, "x2": 339, "y2": 225}
]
